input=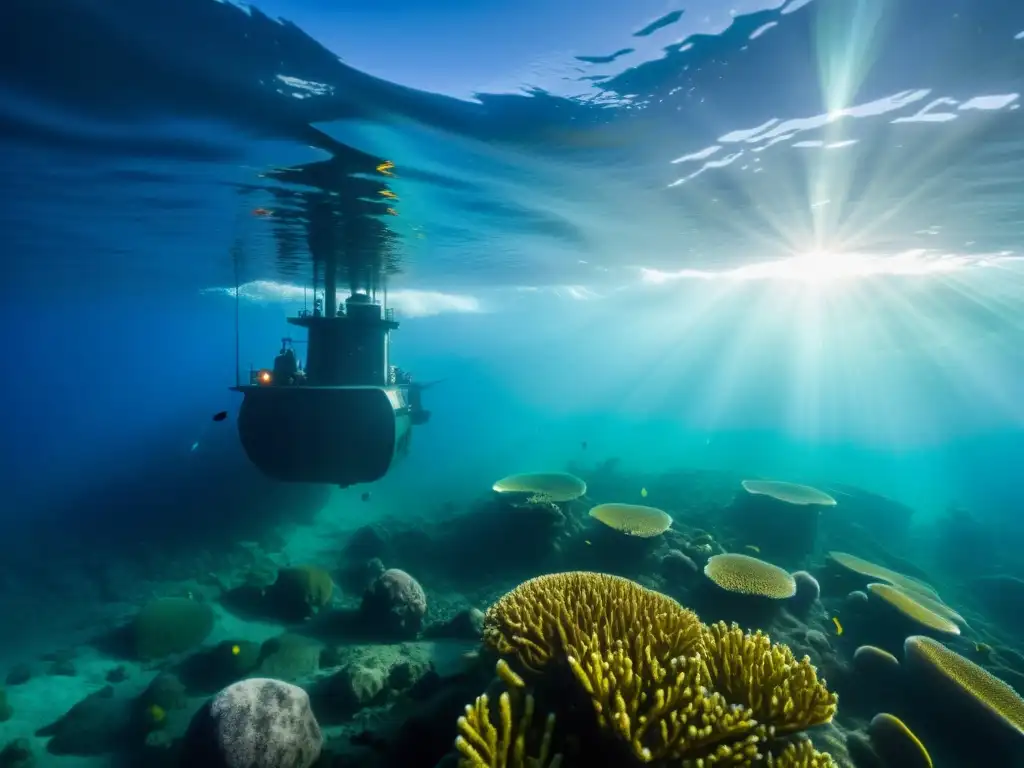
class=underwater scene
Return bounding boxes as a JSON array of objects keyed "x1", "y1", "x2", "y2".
[{"x1": 2, "y1": 0, "x2": 1024, "y2": 766}]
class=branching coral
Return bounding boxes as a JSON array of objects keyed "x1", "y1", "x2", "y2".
[
  {"x1": 481, "y1": 572, "x2": 838, "y2": 767},
  {"x1": 455, "y1": 683, "x2": 562, "y2": 768},
  {"x1": 766, "y1": 739, "x2": 835, "y2": 767},
  {"x1": 483, "y1": 571, "x2": 704, "y2": 674},
  {"x1": 702, "y1": 621, "x2": 838, "y2": 736},
  {"x1": 567, "y1": 639, "x2": 761, "y2": 764}
]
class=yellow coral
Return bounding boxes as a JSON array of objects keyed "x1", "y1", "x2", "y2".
[
  {"x1": 567, "y1": 638, "x2": 761, "y2": 764},
  {"x1": 827, "y1": 552, "x2": 939, "y2": 599},
  {"x1": 588, "y1": 503, "x2": 673, "y2": 537},
  {"x1": 868, "y1": 713, "x2": 932, "y2": 768},
  {"x1": 852, "y1": 645, "x2": 900, "y2": 674},
  {"x1": 766, "y1": 739, "x2": 836, "y2": 767},
  {"x1": 483, "y1": 571, "x2": 704, "y2": 673},
  {"x1": 878, "y1": 584, "x2": 965, "y2": 626},
  {"x1": 455, "y1": 685, "x2": 561, "y2": 768},
  {"x1": 492, "y1": 472, "x2": 587, "y2": 503},
  {"x1": 703, "y1": 554, "x2": 797, "y2": 598},
  {"x1": 867, "y1": 583, "x2": 960, "y2": 636},
  {"x1": 483, "y1": 572, "x2": 838, "y2": 766},
  {"x1": 497, "y1": 658, "x2": 526, "y2": 689},
  {"x1": 905, "y1": 635, "x2": 1024, "y2": 736},
  {"x1": 702, "y1": 622, "x2": 838, "y2": 735}
]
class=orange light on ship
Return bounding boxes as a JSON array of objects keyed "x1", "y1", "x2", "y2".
[{"x1": 258, "y1": 370, "x2": 272, "y2": 384}]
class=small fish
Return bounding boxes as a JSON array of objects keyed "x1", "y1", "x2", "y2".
[
  {"x1": 386, "y1": 207, "x2": 399, "y2": 216},
  {"x1": 378, "y1": 189, "x2": 398, "y2": 199},
  {"x1": 744, "y1": 544, "x2": 761, "y2": 554},
  {"x1": 376, "y1": 160, "x2": 395, "y2": 176},
  {"x1": 231, "y1": 644, "x2": 241, "y2": 656},
  {"x1": 212, "y1": 410, "x2": 228, "y2": 422},
  {"x1": 190, "y1": 441, "x2": 199, "y2": 452},
  {"x1": 584, "y1": 540, "x2": 592, "y2": 546},
  {"x1": 832, "y1": 617, "x2": 843, "y2": 636},
  {"x1": 975, "y1": 641, "x2": 992, "y2": 655},
  {"x1": 640, "y1": 487, "x2": 648, "y2": 498},
  {"x1": 361, "y1": 491, "x2": 371, "y2": 502},
  {"x1": 251, "y1": 207, "x2": 273, "y2": 217}
]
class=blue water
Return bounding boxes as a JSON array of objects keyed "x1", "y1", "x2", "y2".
[{"x1": 1, "y1": 0, "x2": 1024, "y2": 765}]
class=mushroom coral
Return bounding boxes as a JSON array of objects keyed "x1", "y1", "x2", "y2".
[
  {"x1": 480, "y1": 571, "x2": 837, "y2": 766},
  {"x1": 588, "y1": 503, "x2": 673, "y2": 538},
  {"x1": 741, "y1": 481, "x2": 836, "y2": 507},
  {"x1": 726, "y1": 481, "x2": 836, "y2": 566},
  {"x1": 867, "y1": 713, "x2": 932, "y2": 768},
  {"x1": 867, "y1": 583, "x2": 960, "y2": 636},
  {"x1": 492, "y1": 472, "x2": 587, "y2": 503},
  {"x1": 827, "y1": 552, "x2": 939, "y2": 600},
  {"x1": 704, "y1": 553, "x2": 797, "y2": 599},
  {"x1": 905, "y1": 635, "x2": 1024, "y2": 737}
]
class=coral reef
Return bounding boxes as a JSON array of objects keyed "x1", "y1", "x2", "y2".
[
  {"x1": 5, "y1": 460, "x2": 1024, "y2": 768},
  {"x1": 479, "y1": 571, "x2": 837, "y2": 766}
]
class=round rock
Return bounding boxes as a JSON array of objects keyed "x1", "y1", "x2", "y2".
[{"x1": 180, "y1": 678, "x2": 322, "y2": 768}]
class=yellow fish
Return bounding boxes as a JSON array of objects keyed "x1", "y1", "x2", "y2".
[
  {"x1": 640, "y1": 487, "x2": 648, "y2": 498},
  {"x1": 831, "y1": 617, "x2": 843, "y2": 636},
  {"x1": 744, "y1": 544, "x2": 760, "y2": 554},
  {"x1": 376, "y1": 160, "x2": 395, "y2": 176}
]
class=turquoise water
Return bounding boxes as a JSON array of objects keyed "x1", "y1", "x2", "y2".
[{"x1": 1, "y1": 0, "x2": 1023, "y2": 766}]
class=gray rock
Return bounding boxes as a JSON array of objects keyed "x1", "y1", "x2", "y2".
[
  {"x1": 361, "y1": 568, "x2": 428, "y2": 638},
  {"x1": 179, "y1": 678, "x2": 322, "y2": 768},
  {"x1": 339, "y1": 663, "x2": 386, "y2": 708}
]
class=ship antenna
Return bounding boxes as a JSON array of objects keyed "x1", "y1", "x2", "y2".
[{"x1": 231, "y1": 238, "x2": 243, "y2": 388}]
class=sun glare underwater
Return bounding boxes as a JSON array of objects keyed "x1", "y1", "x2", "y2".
[{"x1": 1, "y1": 0, "x2": 1024, "y2": 766}]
